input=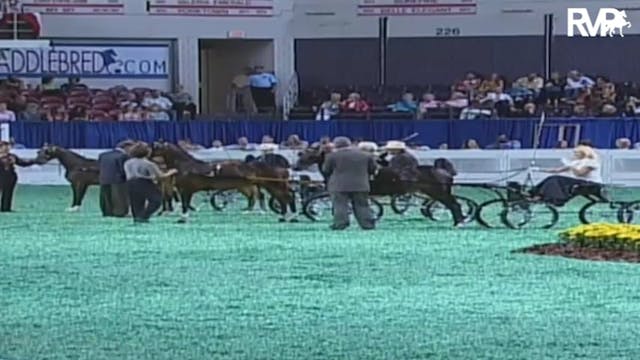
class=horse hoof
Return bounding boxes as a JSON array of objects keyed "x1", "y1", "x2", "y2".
[
  {"x1": 278, "y1": 218, "x2": 286, "y2": 223},
  {"x1": 177, "y1": 218, "x2": 187, "y2": 224},
  {"x1": 66, "y1": 206, "x2": 80, "y2": 212},
  {"x1": 289, "y1": 218, "x2": 299, "y2": 223}
]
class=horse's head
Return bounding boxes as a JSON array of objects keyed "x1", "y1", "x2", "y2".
[
  {"x1": 294, "y1": 147, "x2": 323, "y2": 170},
  {"x1": 35, "y1": 143, "x2": 60, "y2": 163}
]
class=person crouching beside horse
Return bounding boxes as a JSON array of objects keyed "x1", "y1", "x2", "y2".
[
  {"x1": 123, "y1": 142, "x2": 178, "y2": 223},
  {"x1": 98, "y1": 140, "x2": 135, "y2": 217},
  {"x1": 0, "y1": 141, "x2": 38, "y2": 212}
]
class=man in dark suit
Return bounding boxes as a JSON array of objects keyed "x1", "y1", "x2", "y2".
[
  {"x1": 322, "y1": 137, "x2": 377, "y2": 230},
  {"x1": 98, "y1": 140, "x2": 134, "y2": 217}
]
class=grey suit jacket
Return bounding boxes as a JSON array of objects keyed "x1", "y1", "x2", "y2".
[
  {"x1": 98, "y1": 149, "x2": 129, "y2": 185},
  {"x1": 322, "y1": 148, "x2": 377, "y2": 192}
]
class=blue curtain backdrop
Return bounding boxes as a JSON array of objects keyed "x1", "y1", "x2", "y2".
[{"x1": 9, "y1": 118, "x2": 640, "y2": 149}]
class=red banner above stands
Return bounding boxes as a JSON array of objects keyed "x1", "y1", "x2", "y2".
[
  {"x1": 357, "y1": 0, "x2": 477, "y2": 16},
  {"x1": 21, "y1": 0, "x2": 125, "y2": 15},
  {"x1": 147, "y1": 0, "x2": 274, "y2": 17}
]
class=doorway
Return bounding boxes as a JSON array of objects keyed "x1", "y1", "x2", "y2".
[{"x1": 199, "y1": 39, "x2": 274, "y2": 115}]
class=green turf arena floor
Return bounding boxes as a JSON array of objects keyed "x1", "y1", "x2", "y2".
[{"x1": 2, "y1": 185, "x2": 640, "y2": 360}]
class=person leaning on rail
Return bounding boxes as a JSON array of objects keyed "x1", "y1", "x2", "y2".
[
  {"x1": 123, "y1": 142, "x2": 178, "y2": 224},
  {"x1": 0, "y1": 140, "x2": 39, "y2": 212}
]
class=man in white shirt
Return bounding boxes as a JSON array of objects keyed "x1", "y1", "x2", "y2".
[
  {"x1": 0, "y1": 101, "x2": 16, "y2": 122},
  {"x1": 565, "y1": 70, "x2": 594, "y2": 98},
  {"x1": 142, "y1": 90, "x2": 173, "y2": 112}
]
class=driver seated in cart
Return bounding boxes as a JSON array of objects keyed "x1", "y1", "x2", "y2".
[{"x1": 529, "y1": 145, "x2": 604, "y2": 206}]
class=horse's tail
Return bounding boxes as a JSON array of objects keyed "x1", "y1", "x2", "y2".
[{"x1": 434, "y1": 158, "x2": 457, "y2": 177}]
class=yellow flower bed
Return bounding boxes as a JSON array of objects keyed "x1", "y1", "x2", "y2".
[{"x1": 560, "y1": 223, "x2": 640, "y2": 252}]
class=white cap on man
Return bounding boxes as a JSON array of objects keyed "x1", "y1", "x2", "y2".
[{"x1": 384, "y1": 140, "x2": 407, "y2": 150}]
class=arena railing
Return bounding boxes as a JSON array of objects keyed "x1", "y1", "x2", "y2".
[{"x1": 13, "y1": 149, "x2": 640, "y2": 187}]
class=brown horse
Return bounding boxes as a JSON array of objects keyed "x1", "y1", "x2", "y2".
[
  {"x1": 151, "y1": 141, "x2": 295, "y2": 222},
  {"x1": 151, "y1": 155, "x2": 180, "y2": 214},
  {"x1": 295, "y1": 147, "x2": 466, "y2": 225},
  {"x1": 35, "y1": 144, "x2": 100, "y2": 211}
]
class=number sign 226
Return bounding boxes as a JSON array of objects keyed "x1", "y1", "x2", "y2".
[{"x1": 436, "y1": 28, "x2": 461, "y2": 36}]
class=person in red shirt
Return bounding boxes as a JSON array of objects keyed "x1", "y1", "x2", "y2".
[{"x1": 342, "y1": 92, "x2": 370, "y2": 113}]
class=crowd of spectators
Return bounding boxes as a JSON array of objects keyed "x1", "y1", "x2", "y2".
[
  {"x1": 290, "y1": 70, "x2": 640, "y2": 120},
  {"x1": 0, "y1": 76, "x2": 197, "y2": 122}
]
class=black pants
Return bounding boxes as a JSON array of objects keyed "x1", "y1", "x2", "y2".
[
  {"x1": 532, "y1": 175, "x2": 596, "y2": 206},
  {"x1": 173, "y1": 102, "x2": 197, "y2": 121},
  {"x1": 0, "y1": 172, "x2": 17, "y2": 212},
  {"x1": 250, "y1": 86, "x2": 275, "y2": 112},
  {"x1": 99, "y1": 184, "x2": 130, "y2": 217},
  {"x1": 127, "y1": 178, "x2": 162, "y2": 221}
]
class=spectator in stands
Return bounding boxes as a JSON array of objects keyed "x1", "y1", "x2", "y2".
[
  {"x1": 341, "y1": 92, "x2": 369, "y2": 113},
  {"x1": 249, "y1": 66, "x2": 277, "y2": 113},
  {"x1": 40, "y1": 75, "x2": 57, "y2": 93},
  {"x1": 616, "y1": 138, "x2": 632, "y2": 149},
  {"x1": 481, "y1": 87, "x2": 514, "y2": 117},
  {"x1": 230, "y1": 67, "x2": 257, "y2": 115},
  {"x1": 418, "y1": 93, "x2": 441, "y2": 118},
  {"x1": 445, "y1": 92, "x2": 469, "y2": 109},
  {"x1": 46, "y1": 107, "x2": 68, "y2": 122},
  {"x1": 543, "y1": 72, "x2": 565, "y2": 106},
  {"x1": 21, "y1": 101, "x2": 41, "y2": 122},
  {"x1": 119, "y1": 93, "x2": 139, "y2": 109},
  {"x1": 69, "y1": 106, "x2": 88, "y2": 121},
  {"x1": 486, "y1": 135, "x2": 513, "y2": 150},
  {"x1": 61, "y1": 77, "x2": 86, "y2": 92},
  {"x1": 316, "y1": 93, "x2": 342, "y2": 120},
  {"x1": 462, "y1": 139, "x2": 480, "y2": 149},
  {"x1": 453, "y1": 72, "x2": 481, "y2": 96},
  {"x1": 0, "y1": 101, "x2": 16, "y2": 122},
  {"x1": 438, "y1": 143, "x2": 448, "y2": 150},
  {"x1": 171, "y1": 85, "x2": 197, "y2": 121},
  {"x1": 142, "y1": 90, "x2": 173, "y2": 113},
  {"x1": 625, "y1": 96, "x2": 640, "y2": 116},
  {"x1": 178, "y1": 139, "x2": 204, "y2": 151},
  {"x1": 9, "y1": 95, "x2": 26, "y2": 116},
  {"x1": 210, "y1": 140, "x2": 224, "y2": 150},
  {"x1": 261, "y1": 135, "x2": 275, "y2": 144},
  {"x1": 147, "y1": 105, "x2": 170, "y2": 121},
  {"x1": 565, "y1": 70, "x2": 594, "y2": 99},
  {"x1": 460, "y1": 100, "x2": 492, "y2": 120},
  {"x1": 120, "y1": 105, "x2": 145, "y2": 121},
  {"x1": 282, "y1": 134, "x2": 308, "y2": 150},
  {"x1": 555, "y1": 140, "x2": 569, "y2": 149},
  {"x1": 227, "y1": 137, "x2": 256, "y2": 151},
  {"x1": 478, "y1": 73, "x2": 504, "y2": 95},
  {"x1": 520, "y1": 73, "x2": 544, "y2": 94},
  {"x1": 389, "y1": 92, "x2": 417, "y2": 113},
  {"x1": 5, "y1": 76, "x2": 23, "y2": 90}
]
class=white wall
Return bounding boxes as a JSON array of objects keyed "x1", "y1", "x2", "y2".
[
  {"x1": 293, "y1": 0, "x2": 640, "y2": 38},
  {"x1": 13, "y1": 148, "x2": 640, "y2": 187}
]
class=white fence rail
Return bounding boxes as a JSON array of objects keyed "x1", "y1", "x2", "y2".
[{"x1": 12, "y1": 149, "x2": 640, "y2": 186}]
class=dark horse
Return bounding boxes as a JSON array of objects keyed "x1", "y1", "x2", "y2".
[
  {"x1": 295, "y1": 147, "x2": 466, "y2": 225},
  {"x1": 35, "y1": 144, "x2": 99, "y2": 211},
  {"x1": 152, "y1": 141, "x2": 296, "y2": 222}
]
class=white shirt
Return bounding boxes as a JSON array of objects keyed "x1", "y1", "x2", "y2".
[
  {"x1": 566, "y1": 76, "x2": 595, "y2": 89},
  {"x1": 0, "y1": 110, "x2": 16, "y2": 122},
  {"x1": 484, "y1": 92, "x2": 513, "y2": 104},
  {"x1": 142, "y1": 96, "x2": 173, "y2": 111},
  {"x1": 567, "y1": 158, "x2": 602, "y2": 183},
  {"x1": 460, "y1": 107, "x2": 492, "y2": 120}
]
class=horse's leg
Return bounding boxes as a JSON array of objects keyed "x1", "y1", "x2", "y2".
[
  {"x1": 287, "y1": 189, "x2": 299, "y2": 222},
  {"x1": 421, "y1": 185, "x2": 465, "y2": 226},
  {"x1": 239, "y1": 185, "x2": 257, "y2": 212},
  {"x1": 257, "y1": 187, "x2": 266, "y2": 211},
  {"x1": 76, "y1": 183, "x2": 89, "y2": 208},
  {"x1": 264, "y1": 184, "x2": 291, "y2": 222},
  {"x1": 178, "y1": 189, "x2": 194, "y2": 223},
  {"x1": 67, "y1": 182, "x2": 81, "y2": 212}
]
